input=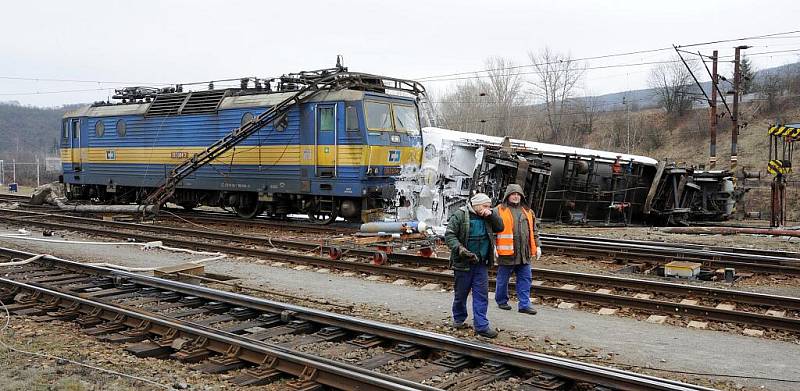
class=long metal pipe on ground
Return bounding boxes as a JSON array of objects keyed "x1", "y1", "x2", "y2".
[
  {"x1": 660, "y1": 226, "x2": 800, "y2": 238},
  {"x1": 54, "y1": 199, "x2": 155, "y2": 214}
]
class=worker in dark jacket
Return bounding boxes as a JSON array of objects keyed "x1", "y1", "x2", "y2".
[
  {"x1": 494, "y1": 183, "x2": 541, "y2": 315},
  {"x1": 444, "y1": 193, "x2": 504, "y2": 338}
]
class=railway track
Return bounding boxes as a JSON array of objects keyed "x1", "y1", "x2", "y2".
[
  {"x1": 0, "y1": 247, "x2": 712, "y2": 391},
  {"x1": 0, "y1": 193, "x2": 31, "y2": 203},
  {"x1": 2, "y1": 207, "x2": 799, "y2": 275},
  {"x1": 1, "y1": 208, "x2": 799, "y2": 333}
]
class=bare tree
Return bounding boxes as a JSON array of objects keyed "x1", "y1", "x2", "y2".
[
  {"x1": 476, "y1": 57, "x2": 525, "y2": 136},
  {"x1": 437, "y1": 56, "x2": 526, "y2": 137},
  {"x1": 648, "y1": 57, "x2": 698, "y2": 117},
  {"x1": 436, "y1": 81, "x2": 491, "y2": 133},
  {"x1": 755, "y1": 70, "x2": 784, "y2": 112},
  {"x1": 527, "y1": 47, "x2": 586, "y2": 144}
]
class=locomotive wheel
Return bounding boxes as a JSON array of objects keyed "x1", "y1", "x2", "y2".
[
  {"x1": 308, "y1": 210, "x2": 337, "y2": 225},
  {"x1": 234, "y1": 202, "x2": 265, "y2": 219},
  {"x1": 307, "y1": 199, "x2": 338, "y2": 225}
]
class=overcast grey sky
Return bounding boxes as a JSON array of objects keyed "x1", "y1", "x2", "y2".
[{"x1": 2, "y1": 0, "x2": 800, "y2": 107}]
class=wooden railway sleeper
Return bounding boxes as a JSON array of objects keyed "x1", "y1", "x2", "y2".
[
  {"x1": 43, "y1": 301, "x2": 81, "y2": 321},
  {"x1": 85, "y1": 313, "x2": 127, "y2": 335},
  {"x1": 438, "y1": 361, "x2": 513, "y2": 390},
  {"x1": 286, "y1": 366, "x2": 322, "y2": 391},
  {"x1": 521, "y1": 371, "x2": 571, "y2": 390},
  {"x1": 106, "y1": 319, "x2": 153, "y2": 342},
  {"x1": 76, "y1": 306, "x2": 106, "y2": 327},
  {"x1": 171, "y1": 336, "x2": 211, "y2": 363},
  {"x1": 197, "y1": 344, "x2": 246, "y2": 374},
  {"x1": 15, "y1": 296, "x2": 62, "y2": 316},
  {"x1": 231, "y1": 355, "x2": 282, "y2": 386}
]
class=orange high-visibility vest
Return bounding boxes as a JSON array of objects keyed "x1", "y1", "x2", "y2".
[{"x1": 496, "y1": 205, "x2": 536, "y2": 256}]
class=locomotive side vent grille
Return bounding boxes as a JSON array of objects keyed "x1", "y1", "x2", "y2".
[
  {"x1": 180, "y1": 90, "x2": 229, "y2": 115},
  {"x1": 146, "y1": 93, "x2": 190, "y2": 117}
]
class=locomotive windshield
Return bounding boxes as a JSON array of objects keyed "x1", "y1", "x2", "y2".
[
  {"x1": 366, "y1": 101, "x2": 421, "y2": 135},
  {"x1": 393, "y1": 104, "x2": 419, "y2": 134},
  {"x1": 366, "y1": 101, "x2": 393, "y2": 131}
]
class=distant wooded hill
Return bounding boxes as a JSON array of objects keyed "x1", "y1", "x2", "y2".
[
  {"x1": 588, "y1": 61, "x2": 800, "y2": 111},
  {"x1": 0, "y1": 102, "x2": 81, "y2": 160}
]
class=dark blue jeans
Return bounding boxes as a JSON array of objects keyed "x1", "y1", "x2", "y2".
[
  {"x1": 495, "y1": 263, "x2": 533, "y2": 310},
  {"x1": 452, "y1": 263, "x2": 489, "y2": 332}
]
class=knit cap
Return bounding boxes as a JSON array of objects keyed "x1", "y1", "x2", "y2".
[{"x1": 470, "y1": 193, "x2": 492, "y2": 206}]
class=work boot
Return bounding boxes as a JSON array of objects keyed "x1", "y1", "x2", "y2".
[
  {"x1": 497, "y1": 303, "x2": 512, "y2": 310},
  {"x1": 476, "y1": 328, "x2": 498, "y2": 338},
  {"x1": 451, "y1": 320, "x2": 470, "y2": 329},
  {"x1": 518, "y1": 307, "x2": 537, "y2": 315}
]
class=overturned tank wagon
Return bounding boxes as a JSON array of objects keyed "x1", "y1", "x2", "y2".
[
  {"x1": 401, "y1": 127, "x2": 742, "y2": 226},
  {"x1": 58, "y1": 64, "x2": 431, "y2": 223}
]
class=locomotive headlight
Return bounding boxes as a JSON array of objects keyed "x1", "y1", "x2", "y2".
[{"x1": 390, "y1": 135, "x2": 401, "y2": 143}]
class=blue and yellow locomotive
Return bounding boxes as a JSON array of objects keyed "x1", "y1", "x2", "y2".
[{"x1": 59, "y1": 67, "x2": 425, "y2": 223}]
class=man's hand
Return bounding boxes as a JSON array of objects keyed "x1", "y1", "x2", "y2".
[
  {"x1": 535, "y1": 247, "x2": 542, "y2": 261},
  {"x1": 479, "y1": 208, "x2": 492, "y2": 217},
  {"x1": 459, "y1": 246, "x2": 480, "y2": 264}
]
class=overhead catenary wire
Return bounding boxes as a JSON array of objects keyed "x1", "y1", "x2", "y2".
[
  {"x1": 415, "y1": 29, "x2": 800, "y2": 81},
  {"x1": 2, "y1": 30, "x2": 800, "y2": 98}
]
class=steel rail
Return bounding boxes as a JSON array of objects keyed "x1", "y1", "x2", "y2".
[
  {"x1": 0, "y1": 248, "x2": 714, "y2": 391},
  {"x1": 0, "y1": 215, "x2": 798, "y2": 332},
  {"x1": 4, "y1": 208, "x2": 800, "y2": 274},
  {"x1": 541, "y1": 233, "x2": 800, "y2": 259},
  {"x1": 0, "y1": 277, "x2": 432, "y2": 391}
]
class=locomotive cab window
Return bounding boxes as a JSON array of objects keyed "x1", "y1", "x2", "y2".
[
  {"x1": 365, "y1": 101, "x2": 393, "y2": 131},
  {"x1": 318, "y1": 106, "x2": 335, "y2": 131},
  {"x1": 61, "y1": 120, "x2": 68, "y2": 140},
  {"x1": 393, "y1": 104, "x2": 420, "y2": 135},
  {"x1": 345, "y1": 105, "x2": 359, "y2": 131}
]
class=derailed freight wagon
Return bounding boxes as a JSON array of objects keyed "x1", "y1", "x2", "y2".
[{"x1": 405, "y1": 127, "x2": 739, "y2": 226}]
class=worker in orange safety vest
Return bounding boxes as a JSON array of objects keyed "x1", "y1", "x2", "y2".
[{"x1": 494, "y1": 183, "x2": 541, "y2": 315}]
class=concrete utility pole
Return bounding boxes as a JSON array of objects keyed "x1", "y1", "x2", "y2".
[
  {"x1": 709, "y1": 50, "x2": 718, "y2": 169},
  {"x1": 731, "y1": 45, "x2": 749, "y2": 170}
]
